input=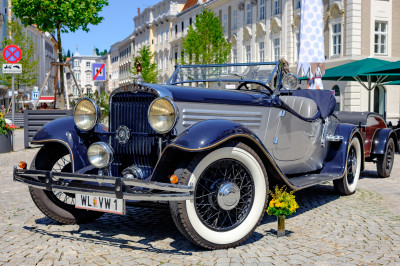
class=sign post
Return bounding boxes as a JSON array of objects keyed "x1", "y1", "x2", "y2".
[
  {"x1": 3, "y1": 45, "x2": 22, "y2": 126},
  {"x1": 2, "y1": 44, "x2": 22, "y2": 152}
]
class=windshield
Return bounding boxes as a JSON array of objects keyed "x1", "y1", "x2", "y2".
[{"x1": 167, "y1": 62, "x2": 280, "y2": 87}]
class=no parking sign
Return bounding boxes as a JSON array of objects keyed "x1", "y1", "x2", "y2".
[{"x1": 3, "y1": 45, "x2": 22, "y2": 64}]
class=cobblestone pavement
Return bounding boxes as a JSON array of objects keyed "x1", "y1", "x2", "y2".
[{"x1": 1, "y1": 130, "x2": 400, "y2": 265}]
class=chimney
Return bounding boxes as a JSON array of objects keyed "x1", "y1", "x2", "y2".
[{"x1": 137, "y1": 8, "x2": 140, "y2": 15}]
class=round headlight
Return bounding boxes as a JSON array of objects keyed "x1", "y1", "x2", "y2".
[
  {"x1": 87, "y1": 142, "x2": 113, "y2": 169},
  {"x1": 148, "y1": 98, "x2": 177, "y2": 134},
  {"x1": 282, "y1": 73, "x2": 299, "y2": 90},
  {"x1": 74, "y1": 98, "x2": 100, "y2": 131}
]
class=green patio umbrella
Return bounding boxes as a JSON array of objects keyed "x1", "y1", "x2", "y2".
[
  {"x1": 365, "y1": 60, "x2": 400, "y2": 74},
  {"x1": 318, "y1": 58, "x2": 400, "y2": 111}
]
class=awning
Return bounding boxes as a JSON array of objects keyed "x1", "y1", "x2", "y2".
[{"x1": 23, "y1": 96, "x2": 56, "y2": 104}]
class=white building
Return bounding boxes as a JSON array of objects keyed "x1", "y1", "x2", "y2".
[
  {"x1": 130, "y1": 0, "x2": 400, "y2": 122},
  {"x1": 65, "y1": 49, "x2": 101, "y2": 98},
  {"x1": 133, "y1": 0, "x2": 187, "y2": 83}
]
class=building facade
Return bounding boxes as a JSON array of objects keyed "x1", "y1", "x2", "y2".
[
  {"x1": 129, "y1": 0, "x2": 400, "y2": 122},
  {"x1": 65, "y1": 49, "x2": 101, "y2": 99}
]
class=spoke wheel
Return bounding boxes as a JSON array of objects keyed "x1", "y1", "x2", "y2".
[
  {"x1": 194, "y1": 159, "x2": 254, "y2": 231},
  {"x1": 170, "y1": 142, "x2": 268, "y2": 249},
  {"x1": 29, "y1": 144, "x2": 103, "y2": 224},
  {"x1": 377, "y1": 138, "x2": 395, "y2": 178}
]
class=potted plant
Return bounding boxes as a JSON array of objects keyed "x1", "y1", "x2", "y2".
[
  {"x1": 0, "y1": 113, "x2": 17, "y2": 153},
  {"x1": 266, "y1": 186, "x2": 299, "y2": 237}
]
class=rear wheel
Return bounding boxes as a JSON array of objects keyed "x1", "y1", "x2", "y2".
[
  {"x1": 333, "y1": 137, "x2": 362, "y2": 195},
  {"x1": 29, "y1": 144, "x2": 103, "y2": 224},
  {"x1": 170, "y1": 142, "x2": 268, "y2": 249},
  {"x1": 377, "y1": 138, "x2": 395, "y2": 178}
]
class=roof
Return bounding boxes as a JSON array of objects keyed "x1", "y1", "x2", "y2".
[{"x1": 182, "y1": 0, "x2": 206, "y2": 12}]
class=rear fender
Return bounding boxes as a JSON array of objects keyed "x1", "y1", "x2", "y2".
[
  {"x1": 32, "y1": 117, "x2": 108, "y2": 172},
  {"x1": 370, "y1": 128, "x2": 399, "y2": 155},
  {"x1": 320, "y1": 123, "x2": 364, "y2": 174},
  {"x1": 152, "y1": 119, "x2": 297, "y2": 189}
]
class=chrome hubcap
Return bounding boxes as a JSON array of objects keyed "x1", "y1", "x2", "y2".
[{"x1": 217, "y1": 182, "x2": 240, "y2": 210}]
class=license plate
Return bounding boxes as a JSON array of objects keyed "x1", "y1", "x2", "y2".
[{"x1": 75, "y1": 194, "x2": 125, "y2": 215}]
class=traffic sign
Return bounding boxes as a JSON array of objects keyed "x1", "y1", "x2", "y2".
[
  {"x1": 3, "y1": 45, "x2": 22, "y2": 64},
  {"x1": 2, "y1": 64, "x2": 22, "y2": 74},
  {"x1": 92, "y1": 63, "x2": 106, "y2": 81},
  {"x1": 32, "y1": 91, "x2": 39, "y2": 101}
]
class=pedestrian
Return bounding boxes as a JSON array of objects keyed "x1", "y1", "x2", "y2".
[{"x1": 0, "y1": 105, "x2": 5, "y2": 115}]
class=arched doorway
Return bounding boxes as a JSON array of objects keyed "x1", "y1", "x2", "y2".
[
  {"x1": 332, "y1": 85, "x2": 340, "y2": 111},
  {"x1": 374, "y1": 85, "x2": 386, "y2": 118}
]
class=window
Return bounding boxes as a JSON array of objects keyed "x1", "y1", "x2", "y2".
[
  {"x1": 165, "y1": 55, "x2": 168, "y2": 69},
  {"x1": 259, "y1": 42, "x2": 265, "y2": 62},
  {"x1": 160, "y1": 57, "x2": 163, "y2": 70},
  {"x1": 189, "y1": 17, "x2": 192, "y2": 26},
  {"x1": 223, "y1": 14, "x2": 228, "y2": 33},
  {"x1": 332, "y1": 23, "x2": 342, "y2": 55},
  {"x1": 273, "y1": 38, "x2": 280, "y2": 61},
  {"x1": 86, "y1": 72, "x2": 91, "y2": 81},
  {"x1": 165, "y1": 30, "x2": 168, "y2": 42},
  {"x1": 295, "y1": 0, "x2": 301, "y2": 9},
  {"x1": 259, "y1": 0, "x2": 265, "y2": 20},
  {"x1": 332, "y1": 85, "x2": 340, "y2": 111},
  {"x1": 233, "y1": 10, "x2": 238, "y2": 30},
  {"x1": 273, "y1": 0, "x2": 280, "y2": 15},
  {"x1": 181, "y1": 21, "x2": 184, "y2": 32},
  {"x1": 86, "y1": 62, "x2": 90, "y2": 68},
  {"x1": 375, "y1": 21, "x2": 387, "y2": 55},
  {"x1": 232, "y1": 48, "x2": 238, "y2": 71},
  {"x1": 175, "y1": 24, "x2": 178, "y2": 36},
  {"x1": 74, "y1": 60, "x2": 80, "y2": 67},
  {"x1": 246, "y1": 45, "x2": 251, "y2": 63},
  {"x1": 295, "y1": 32, "x2": 300, "y2": 61},
  {"x1": 246, "y1": 4, "x2": 252, "y2": 25}
]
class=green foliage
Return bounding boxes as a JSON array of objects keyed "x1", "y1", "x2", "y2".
[
  {"x1": 11, "y1": 0, "x2": 109, "y2": 35},
  {"x1": 266, "y1": 186, "x2": 299, "y2": 217},
  {"x1": 131, "y1": 45, "x2": 158, "y2": 83},
  {"x1": 182, "y1": 9, "x2": 231, "y2": 65},
  {"x1": 0, "y1": 20, "x2": 37, "y2": 88},
  {"x1": 95, "y1": 48, "x2": 108, "y2": 56},
  {"x1": 11, "y1": 0, "x2": 109, "y2": 108}
]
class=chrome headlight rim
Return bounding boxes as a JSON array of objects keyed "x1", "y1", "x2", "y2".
[
  {"x1": 147, "y1": 97, "x2": 179, "y2": 134},
  {"x1": 87, "y1": 142, "x2": 114, "y2": 169},
  {"x1": 282, "y1": 73, "x2": 299, "y2": 90},
  {"x1": 73, "y1": 98, "x2": 101, "y2": 131}
]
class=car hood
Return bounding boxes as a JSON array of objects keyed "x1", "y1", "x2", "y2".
[{"x1": 145, "y1": 83, "x2": 272, "y2": 106}]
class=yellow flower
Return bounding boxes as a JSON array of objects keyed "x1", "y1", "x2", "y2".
[
  {"x1": 269, "y1": 200, "x2": 275, "y2": 208},
  {"x1": 0, "y1": 113, "x2": 3, "y2": 119}
]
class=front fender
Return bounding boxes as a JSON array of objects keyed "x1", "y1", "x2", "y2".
[
  {"x1": 371, "y1": 128, "x2": 399, "y2": 155},
  {"x1": 32, "y1": 117, "x2": 108, "y2": 172},
  {"x1": 152, "y1": 119, "x2": 299, "y2": 189}
]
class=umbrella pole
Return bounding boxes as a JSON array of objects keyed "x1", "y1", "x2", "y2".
[{"x1": 368, "y1": 76, "x2": 372, "y2": 112}]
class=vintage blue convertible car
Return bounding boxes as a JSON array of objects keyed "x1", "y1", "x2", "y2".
[{"x1": 13, "y1": 62, "x2": 393, "y2": 249}]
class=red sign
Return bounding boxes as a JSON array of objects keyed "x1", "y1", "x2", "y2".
[{"x1": 3, "y1": 45, "x2": 22, "y2": 64}]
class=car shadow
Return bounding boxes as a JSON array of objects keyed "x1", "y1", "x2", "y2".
[
  {"x1": 24, "y1": 184, "x2": 342, "y2": 252},
  {"x1": 360, "y1": 170, "x2": 381, "y2": 179}
]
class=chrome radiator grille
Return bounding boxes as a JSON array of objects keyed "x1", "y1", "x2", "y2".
[{"x1": 110, "y1": 91, "x2": 158, "y2": 178}]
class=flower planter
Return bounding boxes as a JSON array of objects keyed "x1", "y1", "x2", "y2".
[{"x1": 0, "y1": 131, "x2": 12, "y2": 153}]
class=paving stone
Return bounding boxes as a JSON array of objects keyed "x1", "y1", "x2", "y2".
[{"x1": 1, "y1": 133, "x2": 400, "y2": 265}]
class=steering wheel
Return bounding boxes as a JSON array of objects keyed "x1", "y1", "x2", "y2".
[{"x1": 236, "y1": 81, "x2": 273, "y2": 94}]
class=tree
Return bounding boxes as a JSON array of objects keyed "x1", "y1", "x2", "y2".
[
  {"x1": 11, "y1": 0, "x2": 109, "y2": 108},
  {"x1": 131, "y1": 45, "x2": 158, "y2": 83},
  {"x1": 182, "y1": 9, "x2": 231, "y2": 65},
  {"x1": 0, "y1": 20, "x2": 37, "y2": 89}
]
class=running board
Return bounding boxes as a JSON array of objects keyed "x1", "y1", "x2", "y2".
[{"x1": 287, "y1": 173, "x2": 343, "y2": 189}]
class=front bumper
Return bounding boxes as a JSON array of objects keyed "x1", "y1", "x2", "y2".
[{"x1": 13, "y1": 168, "x2": 194, "y2": 201}]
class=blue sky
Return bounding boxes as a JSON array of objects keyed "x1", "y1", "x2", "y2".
[{"x1": 62, "y1": 0, "x2": 161, "y2": 56}]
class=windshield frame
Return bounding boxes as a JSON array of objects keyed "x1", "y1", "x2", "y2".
[{"x1": 166, "y1": 62, "x2": 280, "y2": 86}]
